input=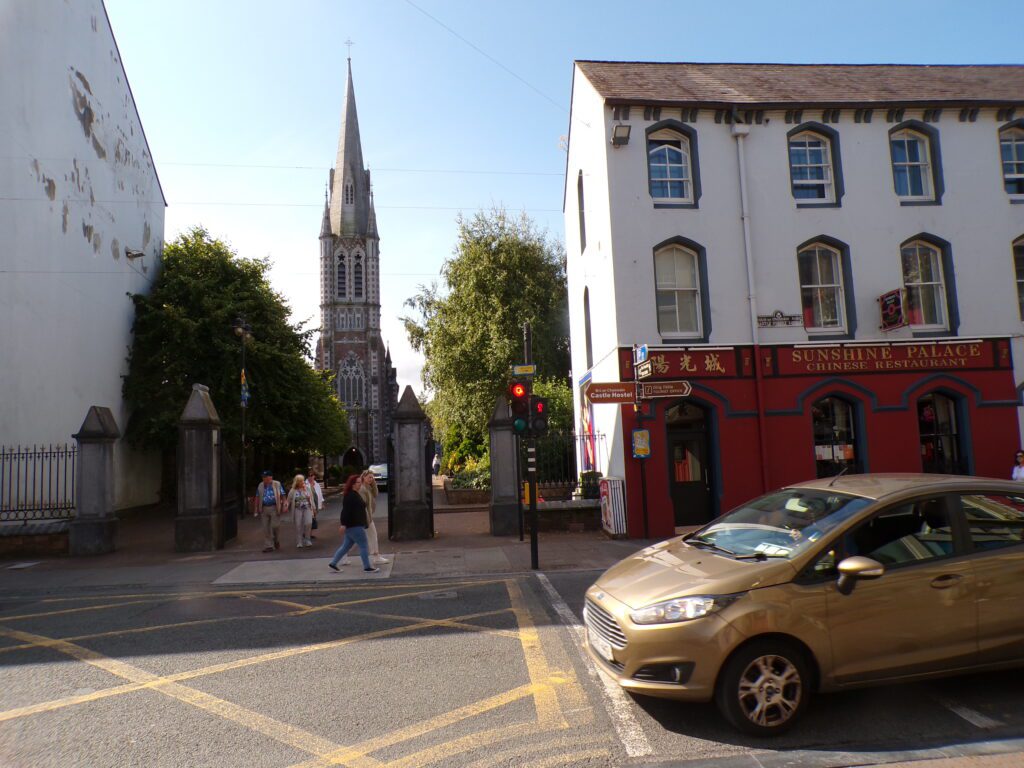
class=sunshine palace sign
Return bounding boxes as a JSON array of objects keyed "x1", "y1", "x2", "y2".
[{"x1": 781, "y1": 342, "x2": 993, "y2": 375}]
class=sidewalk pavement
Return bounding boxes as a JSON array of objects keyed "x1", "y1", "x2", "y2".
[{"x1": 0, "y1": 477, "x2": 650, "y2": 592}]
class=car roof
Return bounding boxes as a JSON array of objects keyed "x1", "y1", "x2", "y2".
[{"x1": 787, "y1": 473, "x2": 1023, "y2": 501}]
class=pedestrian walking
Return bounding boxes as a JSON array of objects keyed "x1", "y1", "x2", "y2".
[
  {"x1": 432, "y1": 454, "x2": 441, "y2": 476},
  {"x1": 308, "y1": 470, "x2": 325, "y2": 539},
  {"x1": 1013, "y1": 450, "x2": 1024, "y2": 481},
  {"x1": 257, "y1": 470, "x2": 284, "y2": 553},
  {"x1": 328, "y1": 474, "x2": 379, "y2": 573},
  {"x1": 286, "y1": 474, "x2": 315, "y2": 548},
  {"x1": 359, "y1": 470, "x2": 389, "y2": 564}
]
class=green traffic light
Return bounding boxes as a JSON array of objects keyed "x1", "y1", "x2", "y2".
[{"x1": 513, "y1": 417, "x2": 528, "y2": 433}]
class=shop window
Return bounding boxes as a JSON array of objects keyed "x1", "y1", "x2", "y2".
[
  {"x1": 798, "y1": 243, "x2": 845, "y2": 331},
  {"x1": 655, "y1": 244, "x2": 701, "y2": 337},
  {"x1": 917, "y1": 392, "x2": 965, "y2": 474},
  {"x1": 811, "y1": 396, "x2": 859, "y2": 478},
  {"x1": 901, "y1": 240, "x2": 947, "y2": 330}
]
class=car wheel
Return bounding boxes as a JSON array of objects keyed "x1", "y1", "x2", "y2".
[{"x1": 714, "y1": 640, "x2": 810, "y2": 736}]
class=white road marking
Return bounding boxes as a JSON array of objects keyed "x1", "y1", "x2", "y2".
[
  {"x1": 6, "y1": 562, "x2": 40, "y2": 570},
  {"x1": 535, "y1": 573, "x2": 653, "y2": 758},
  {"x1": 940, "y1": 699, "x2": 1004, "y2": 729}
]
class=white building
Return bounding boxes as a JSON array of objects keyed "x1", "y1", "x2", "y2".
[
  {"x1": 0, "y1": 0, "x2": 165, "y2": 509},
  {"x1": 564, "y1": 62, "x2": 1024, "y2": 537}
]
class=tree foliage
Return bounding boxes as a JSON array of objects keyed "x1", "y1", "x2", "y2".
[
  {"x1": 123, "y1": 227, "x2": 349, "y2": 456},
  {"x1": 403, "y1": 209, "x2": 569, "y2": 464}
]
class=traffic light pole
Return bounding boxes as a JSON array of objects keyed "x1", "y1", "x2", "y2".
[{"x1": 524, "y1": 322, "x2": 539, "y2": 570}]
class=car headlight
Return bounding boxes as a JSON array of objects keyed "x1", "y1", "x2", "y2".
[{"x1": 629, "y1": 595, "x2": 740, "y2": 625}]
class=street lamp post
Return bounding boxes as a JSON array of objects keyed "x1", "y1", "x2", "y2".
[{"x1": 233, "y1": 318, "x2": 254, "y2": 516}]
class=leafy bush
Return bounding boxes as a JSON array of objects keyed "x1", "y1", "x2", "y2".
[
  {"x1": 450, "y1": 454, "x2": 491, "y2": 490},
  {"x1": 340, "y1": 465, "x2": 361, "y2": 483}
]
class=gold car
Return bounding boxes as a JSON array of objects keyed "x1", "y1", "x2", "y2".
[{"x1": 584, "y1": 474, "x2": 1024, "y2": 736}]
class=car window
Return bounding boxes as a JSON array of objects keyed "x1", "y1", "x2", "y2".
[
  {"x1": 958, "y1": 493, "x2": 1024, "y2": 552},
  {"x1": 841, "y1": 496, "x2": 954, "y2": 568}
]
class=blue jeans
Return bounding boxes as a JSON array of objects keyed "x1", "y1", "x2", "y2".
[{"x1": 330, "y1": 525, "x2": 372, "y2": 569}]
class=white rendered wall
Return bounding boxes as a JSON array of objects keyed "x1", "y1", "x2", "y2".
[{"x1": 0, "y1": 0, "x2": 165, "y2": 508}]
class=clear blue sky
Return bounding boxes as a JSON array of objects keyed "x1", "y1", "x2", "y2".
[{"x1": 103, "y1": 0, "x2": 1020, "y2": 394}]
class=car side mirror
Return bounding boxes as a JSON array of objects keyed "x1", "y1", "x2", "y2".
[{"x1": 836, "y1": 556, "x2": 885, "y2": 595}]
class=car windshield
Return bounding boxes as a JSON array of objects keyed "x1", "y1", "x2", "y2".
[{"x1": 687, "y1": 489, "x2": 873, "y2": 560}]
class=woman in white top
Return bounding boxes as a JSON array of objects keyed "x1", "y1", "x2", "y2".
[
  {"x1": 1012, "y1": 451, "x2": 1024, "y2": 481},
  {"x1": 358, "y1": 470, "x2": 389, "y2": 564},
  {"x1": 286, "y1": 475, "x2": 315, "y2": 547}
]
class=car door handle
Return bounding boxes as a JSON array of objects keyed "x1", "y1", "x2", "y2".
[{"x1": 930, "y1": 574, "x2": 963, "y2": 589}]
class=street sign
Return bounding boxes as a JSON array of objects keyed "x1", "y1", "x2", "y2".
[
  {"x1": 636, "y1": 360, "x2": 653, "y2": 380},
  {"x1": 586, "y1": 382, "x2": 636, "y2": 404},
  {"x1": 639, "y1": 380, "x2": 693, "y2": 399},
  {"x1": 512, "y1": 364, "x2": 537, "y2": 376},
  {"x1": 633, "y1": 344, "x2": 649, "y2": 365}
]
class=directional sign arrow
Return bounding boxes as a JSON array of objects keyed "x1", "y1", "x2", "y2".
[{"x1": 639, "y1": 380, "x2": 693, "y2": 399}]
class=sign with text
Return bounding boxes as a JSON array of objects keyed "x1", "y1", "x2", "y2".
[
  {"x1": 879, "y1": 290, "x2": 906, "y2": 331},
  {"x1": 779, "y1": 342, "x2": 994, "y2": 375},
  {"x1": 637, "y1": 350, "x2": 733, "y2": 379},
  {"x1": 632, "y1": 429, "x2": 651, "y2": 459},
  {"x1": 636, "y1": 360, "x2": 654, "y2": 380},
  {"x1": 511, "y1": 364, "x2": 537, "y2": 376},
  {"x1": 586, "y1": 382, "x2": 636, "y2": 404},
  {"x1": 639, "y1": 380, "x2": 693, "y2": 399}
]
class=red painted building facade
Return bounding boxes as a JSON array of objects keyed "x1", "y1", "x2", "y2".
[{"x1": 604, "y1": 340, "x2": 1020, "y2": 539}]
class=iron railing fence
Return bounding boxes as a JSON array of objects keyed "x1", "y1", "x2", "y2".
[
  {"x1": 0, "y1": 444, "x2": 77, "y2": 522},
  {"x1": 518, "y1": 431, "x2": 607, "y2": 501}
]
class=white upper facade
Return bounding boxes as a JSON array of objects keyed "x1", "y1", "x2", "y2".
[
  {"x1": 0, "y1": 0, "x2": 166, "y2": 506},
  {"x1": 564, "y1": 62, "x2": 1024, "y2": 384}
]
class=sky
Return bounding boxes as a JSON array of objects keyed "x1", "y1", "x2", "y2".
[{"x1": 102, "y1": 0, "x2": 1020, "y2": 396}]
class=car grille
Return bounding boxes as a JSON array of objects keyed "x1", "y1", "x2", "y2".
[{"x1": 584, "y1": 598, "x2": 627, "y2": 649}]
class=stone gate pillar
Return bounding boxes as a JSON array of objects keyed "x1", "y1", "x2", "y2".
[
  {"x1": 390, "y1": 386, "x2": 432, "y2": 540},
  {"x1": 176, "y1": 384, "x2": 224, "y2": 551},
  {"x1": 69, "y1": 406, "x2": 120, "y2": 556},
  {"x1": 488, "y1": 396, "x2": 519, "y2": 536}
]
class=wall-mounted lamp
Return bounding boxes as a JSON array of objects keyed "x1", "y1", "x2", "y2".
[
  {"x1": 611, "y1": 123, "x2": 631, "y2": 146},
  {"x1": 125, "y1": 248, "x2": 145, "y2": 260}
]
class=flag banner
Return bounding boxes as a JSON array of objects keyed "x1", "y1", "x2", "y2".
[{"x1": 241, "y1": 369, "x2": 251, "y2": 407}]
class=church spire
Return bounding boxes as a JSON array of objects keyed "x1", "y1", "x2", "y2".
[
  {"x1": 329, "y1": 58, "x2": 370, "y2": 237},
  {"x1": 319, "y1": 187, "x2": 331, "y2": 238}
]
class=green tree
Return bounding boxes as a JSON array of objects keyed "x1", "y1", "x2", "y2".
[
  {"x1": 403, "y1": 208, "x2": 569, "y2": 466},
  {"x1": 532, "y1": 378, "x2": 574, "y2": 433},
  {"x1": 123, "y1": 227, "x2": 349, "y2": 461}
]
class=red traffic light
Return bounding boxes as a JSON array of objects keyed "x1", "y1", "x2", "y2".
[
  {"x1": 511, "y1": 382, "x2": 527, "y2": 399},
  {"x1": 534, "y1": 400, "x2": 545, "y2": 413}
]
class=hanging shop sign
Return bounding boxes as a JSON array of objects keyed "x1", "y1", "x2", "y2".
[
  {"x1": 586, "y1": 382, "x2": 637, "y2": 404},
  {"x1": 779, "y1": 341, "x2": 993, "y2": 375},
  {"x1": 633, "y1": 344, "x2": 649, "y2": 365},
  {"x1": 636, "y1": 360, "x2": 654, "y2": 380},
  {"x1": 639, "y1": 380, "x2": 693, "y2": 399},
  {"x1": 878, "y1": 290, "x2": 906, "y2": 331}
]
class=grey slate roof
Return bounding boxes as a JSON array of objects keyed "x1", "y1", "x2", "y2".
[{"x1": 576, "y1": 61, "x2": 1024, "y2": 107}]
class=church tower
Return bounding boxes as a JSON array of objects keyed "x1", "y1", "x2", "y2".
[{"x1": 318, "y1": 59, "x2": 397, "y2": 466}]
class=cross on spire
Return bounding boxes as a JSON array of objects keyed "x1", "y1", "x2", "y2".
[{"x1": 344, "y1": 38, "x2": 354, "y2": 61}]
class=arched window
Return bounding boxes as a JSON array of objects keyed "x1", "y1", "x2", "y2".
[
  {"x1": 336, "y1": 254, "x2": 347, "y2": 297},
  {"x1": 901, "y1": 240, "x2": 947, "y2": 329},
  {"x1": 654, "y1": 243, "x2": 701, "y2": 336},
  {"x1": 918, "y1": 392, "x2": 964, "y2": 474},
  {"x1": 647, "y1": 128, "x2": 692, "y2": 201},
  {"x1": 583, "y1": 287, "x2": 593, "y2": 370},
  {"x1": 1013, "y1": 236, "x2": 1024, "y2": 319},
  {"x1": 577, "y1": 170, "x2": 586, "y2": 252},
  {"x1": 354, "y1": 253, "x2": 363, "y2": 299},
  {"x1": 338, "y1": 354, "x2": 365, "y2": 407},
  {"x1": 344, "y1": 179, "x2": 355, "y2": 205},
  {"x1": 811, "y1": 396, "x2": 859, "y2": 478},
  {"x1": 798, "y1": 243, "x2": 845, "y2": 330},
  {"x1": 788, "y1": 130, "x2": 835, "y2": 201},
  {"x1": 1000, "y1": 125, "x2": 1024, "y2": 195},
  {"x1": 890, "y1": 128, "x2": 934, "y2": 199}
]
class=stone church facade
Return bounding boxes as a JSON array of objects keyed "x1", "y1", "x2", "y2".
[{"x1": 316, "y1": 61, "x2": 398, "y2": 466}]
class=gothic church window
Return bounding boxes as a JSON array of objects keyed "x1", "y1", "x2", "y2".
[
  {"x1": 344, "y1": 180, "x2": 355, "y2": 205},
  {"x1": 339, "y1": 354, "x2": 365, "y2": 407},
  {"x1": 336, "y1": 254, "x2": 347, "y2": 297},
  {"x1": 354, "y1": 253, "x2": 364, "y2": 299}
]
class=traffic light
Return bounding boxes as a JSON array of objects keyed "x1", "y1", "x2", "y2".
[
  {"x1": 530, "y1": 396, "x2": 549, "y2": 437},
  {"x1": 508, "y1": 380, "x2": 531, "y2": 435}
]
